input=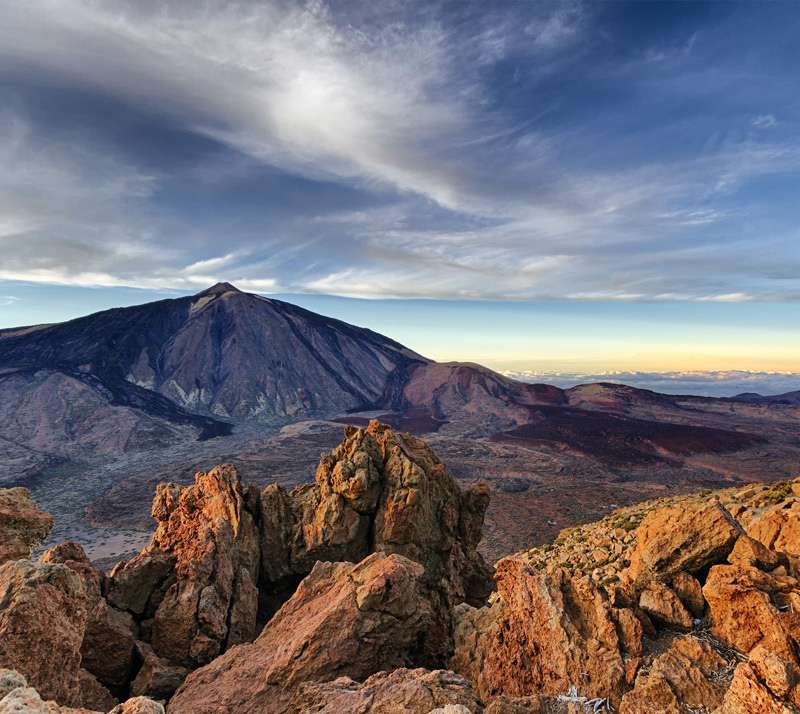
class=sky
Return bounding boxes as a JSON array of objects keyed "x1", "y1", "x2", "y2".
[{"x1": 0, "y1": 1, "x2": 798, "y2": 389}]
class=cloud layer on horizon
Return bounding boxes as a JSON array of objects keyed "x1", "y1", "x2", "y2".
[
  {"x1": 506, "y1": 369, "x2": 800, "y2": 398},
  {"x1": 0, "y1": 1, "x2": 799, "y2": 301}
]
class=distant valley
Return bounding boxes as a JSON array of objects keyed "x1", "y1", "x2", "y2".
[{"x1": 1, "y1": 283, "x2": 798, "y2": 564}]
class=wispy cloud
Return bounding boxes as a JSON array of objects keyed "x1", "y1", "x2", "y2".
[
  {"x1": 0, "y1": 295, "x2": 19, "y2": 307},
  {"x1": 752, "y1": 114, "x2": 778, "y2": 129},
  {"x1": 0, "y1": 1, "x2": 798, "y2": 302}
]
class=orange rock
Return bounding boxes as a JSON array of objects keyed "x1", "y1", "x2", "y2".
[
  {"x1": 452, "y1": 560, "x2": 625, "y2": 706},
  {"x1": 256, "y1": 422, "x2": 491, "y2": 662},
  {"x1": 625, "y1": 499, "x2": 741, "y2": 587},
  {"x1": 169, "y1": 553, "x2": 433, "y2": 714},
  {"x1": 611, "y1": 607, "x2": 644, "y2": 658},
  {"x1": 106, "y1": 551, "x2": 175, "y2": 617},
  {"x1": 289, "y1": 668, "x2": 483, "y2": 713},
  {"x1": 259, "y1": 422, "x2": 491, "y2": 610},
  {"x1": 715, "y1": 661, "x2": 794, "y2": 713},
  {"x1": 40, "y1": 542, "x2": 137, "y2": 693},
  {"x1": 748, "y1": 645, "x2": 799, "y2": 699},
  {"x1": 748, "y1": 500, "x2": 800, "y2": 558},
  {"x1": 110, "y1": 465, "x2": 261, "y2": 668},
  {"x1": 0, "y1": 560, "x2": 88, "y2": 707},
  {"x1": 703, "y1": 563, "x2": 800, "y2": 663},
  {"x1": 728, "y1": 534, "x2": 784, "y2": 570},
  {"x1": 619, "y1": 635, "x2": 726, "y2": 714},
  {"x1": 638, "y1": 581, "x2": 693, "y2": 630},
  {"x1": 0, "y1": 488, "x2": 54, "y2": 565},
  {"x1": 670, "y1": 571, "x2": 705, "y2": 617}
]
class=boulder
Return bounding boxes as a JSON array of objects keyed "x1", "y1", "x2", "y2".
[
  {"x1": 703, "y1": 563, "x2": 800, "y2": 663},
  {"x1": 452, "y1": 559, "x2": 625, "y2": 706},
  {"x1": 129, "y1": 641, "x2": 188, "y2": 700},
  {"x1": 0, "y1": 559, "x2": 88, "y2": 707},
  {"x1": 0, "y1": 685, "x2": 101, "y2": 713},
  {"x1": 748, "y1": 499, "x2": 800, "y2": 558},
  {"x1": 76, "y1": 669, "x2": 115, "y2": 712},
  {"x1": 0, "y1": 669, "x2": 27, "y2": 700},
  {"x1": 106, "y1": 551, "x2": 175, "y2": 617},
  {"x1": 714, "y1": 661, "x2": 795, "y2": 713},
  {"x1": 619, "y1": 636, "x2": 726, "y2": 713},
  {"x1": 611, "y1": 607, "x2": 644, "y2": 659},
  {"x1": 289, "y1": 668, "x2": 483, "y2": 713},
  {"x1": 108, "y1": 697, "x2": 165, "y2": 714},
  {"x1": 0, "y1": 488, "x2": 54, "y2": 564},
  {"x1": 625, "y1": 499, "x2": 741, "y2": 587},
  {"x1": 670, "y1": 571, "x2": 705, "y2": 617},
  {"x1": 638, "y1": 581, "x2": 693, "y2": 630},
  {"x1": 40, "y1": 542, "x2": 137, "y2": 692},
  {"x1": 748, "y1": 645, "x2": 799, "y2": 700},
  {"x1": 169, "y1": 553, "x2": 433, "y2": 714},
  {"x1": 728, "y1": 534, "x2": 784, "y2": 571}
]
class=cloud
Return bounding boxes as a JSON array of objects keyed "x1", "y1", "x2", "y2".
[
  {"x1": 0, "y1": 1, "x2": 798, "y2": 303},
  {"x1": 752, "y1": 114, "x2": 777, "y2": 129},
  {"x1": 504, "y1": 369, "x2": 800, "y2": 398},
  {"x1": 0, "y1": 295, "x2": 19, "y2": 307},
  {"x1": 525, "y1": 2, "x2": 583, "y2": 50}
]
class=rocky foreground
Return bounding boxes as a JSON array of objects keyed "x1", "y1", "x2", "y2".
[{"x1": 1, "y1": 421, "x2": 800, "y2": 712}]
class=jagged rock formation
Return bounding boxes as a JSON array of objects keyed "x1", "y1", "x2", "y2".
[
  {"x1": 258, "y1": 421, "x2": 490, "y2": 596},
  {"x1": 618, "y1": 635, "x2": 728, "y2": 713},
  {"x1": 257, "y1": 420, "x2": 491, "y2": 652},
  {"x1": 0, "y1": 487, "x2": 54, "y2": 564},
  {"x1": 169, "y1": 553, "x2": 433, "y2": 714},
  {"x1": 448, "y1": 476, "x2": 800, "y2": 713},
  {"x1": 108, "y1": 465, "x2": 260, "y2": 668},
  {"x1": 106, "y1": 421, "x2": 490, "y2": 675},
  {"x1": 622, "y1": 498, "x2": 742, "y2": 587}
]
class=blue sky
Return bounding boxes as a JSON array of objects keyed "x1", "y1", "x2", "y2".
[{"x1": 0, "y1": 1, "x2": 798, "y2": 381}]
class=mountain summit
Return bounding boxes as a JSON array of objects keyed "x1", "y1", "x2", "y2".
[
  {"x1": 197, "y1": 281, "x2": 242, "y2": 296},
  {"x1": 0, "y1": 284, "x2": 427, "y2": 424}
]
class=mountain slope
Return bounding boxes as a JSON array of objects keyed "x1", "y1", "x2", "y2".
[{"x1": 0, "y1": 283, "x2": 427, "y2": 422}]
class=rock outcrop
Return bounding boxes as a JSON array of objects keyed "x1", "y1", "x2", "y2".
[
  {"x1": 106, "y1": 423, "x2": 490, "y2": 672},
  {"x1": 0, "y1": 559, "x2": 89, "y2": 707},
  {"x1": 108, "y1": 465, "x2": 261, "y2": 668},
  {"x1": 169, "y1": 553, "x2": 432, "y2": 714},
  {"x1": 452, "y1": 558, "x2": 627, "y2": 706},
  {"x1": 0, "y1": 488, "x2": 54, "y2": 564},
  {"x1": 748, "y1": 499, "x2": 800, "y2": 558},
  {"x1": 258, "y1": 421, "x2": 491, "y2": 607}
]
